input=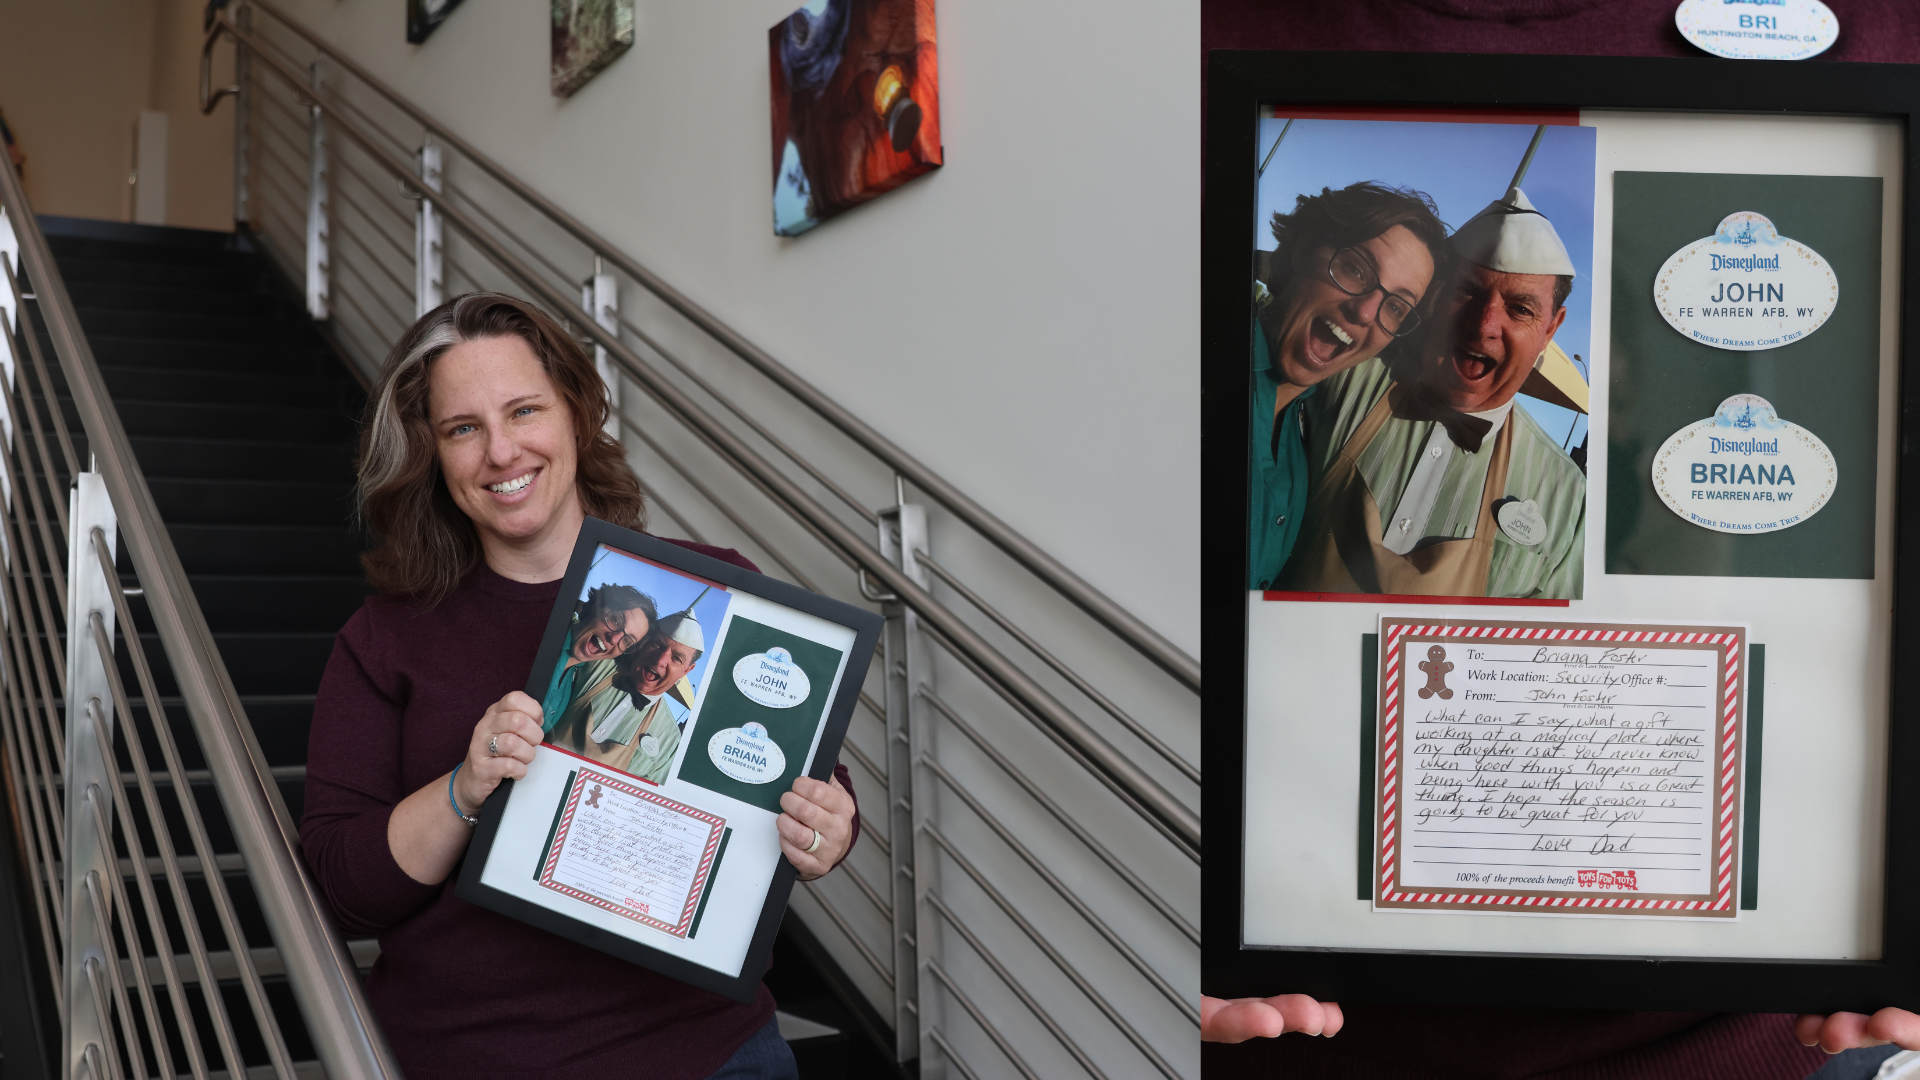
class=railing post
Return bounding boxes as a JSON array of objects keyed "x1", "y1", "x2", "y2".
[
  {"x1": 305, "y1": 61, "x2": 329, "y2": 320},
  {"x1": 415, "y1": 139, "x2": 442, "y2": 318},
  {"x1": 878, "y1": 480, "x2": 939, "y2": 1072},
  {"x1": 232, "y1": 4, "x2": 252, "y2": 225},
  {"x1": 581, "y1": 261, "x2": 619, "y2": 440},
  {"x1": 61, "y1": 477, "x2": 117, "y2": 1080}
]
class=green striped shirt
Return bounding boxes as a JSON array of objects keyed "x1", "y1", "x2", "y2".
[{"x1": 1303, "y1": 358, "x2": 1586, "y2": 599}]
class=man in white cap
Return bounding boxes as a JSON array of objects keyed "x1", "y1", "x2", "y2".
[
  {"x1": 569, "y1": 603, "x2": 706, "y2": 783},
  {"x1": 1278, "y1": 187, "x2": 1586, "y2": 599}
]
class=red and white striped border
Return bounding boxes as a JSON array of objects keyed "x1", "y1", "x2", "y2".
[
  {"x1": 540, "y1": 766, "x2": 728, "y2": 936},
  {"x1": 1376, "y1": 620, "x2": 1742, "y2": 914}
]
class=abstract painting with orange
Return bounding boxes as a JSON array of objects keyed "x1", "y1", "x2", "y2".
[{"x1": 770, "y1": 0, "x2": 941, "y2": 237}]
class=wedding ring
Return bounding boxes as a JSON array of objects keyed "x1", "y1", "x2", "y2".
[
  {"x1": 487, "y1": 736, "x2": 499, "y2": 756},
  {"x1": 805, "y1": 829, "x2": 823, "y2": 855}
]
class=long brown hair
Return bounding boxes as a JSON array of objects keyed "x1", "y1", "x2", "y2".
[{"x1": 356, "y1": 292, "x2": 646, "y2": 605}]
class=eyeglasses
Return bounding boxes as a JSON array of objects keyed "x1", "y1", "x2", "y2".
[
  {"x1": 591, "y1": 610, "x2": 644, "y2": 654},
  {"x1": 1326, "y1": 247, "x2": 1422, "y2": 338}
]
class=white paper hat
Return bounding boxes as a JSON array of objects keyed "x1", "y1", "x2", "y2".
[
  {"x1": 1450, "y1": 188, "x2": 1577, "y2": 278},
  {"x1": 661, "y1": 609, "x2": 705, "y2": 654}
]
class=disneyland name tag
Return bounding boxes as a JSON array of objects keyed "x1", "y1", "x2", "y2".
[
  {"x1": 1655, "y1": 212, "x2": 1836, "y2": 351},
  {"x1": 707, "y1": 722, "x2": 787, "y2": 784},
  {"x1": 1652, "y1": 394, "x2": 1836, "y2": 534},
  {"x1": 732, "y1": 647, "x2": 810, "y2": 708},
  {"x1": 1675, "y1": 0, "x2": 1838, "y2": 61},
  {"x1": 1495, "y1": 499, "x2": 1547, "y2": 547}
]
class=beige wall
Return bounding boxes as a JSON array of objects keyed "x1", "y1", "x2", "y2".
[{"x1": 0, "y1": 0, "x2": 234, "y2": 230}]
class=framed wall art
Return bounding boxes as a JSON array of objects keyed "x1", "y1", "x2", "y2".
[
  {"x1": 456, "y1": 519, "x2": 883, "y2": 1002},
  {"x1": 1203, "y1": 51, "x2": 1920, "y2": 1012}
]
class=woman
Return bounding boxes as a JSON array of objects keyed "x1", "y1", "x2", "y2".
[
  {"x1": 301, "y1": 293, "x2": 858, "y2": 1080},
  {"x1": 1248, "y1": 181, "x2": 1450, "y2": 589}
]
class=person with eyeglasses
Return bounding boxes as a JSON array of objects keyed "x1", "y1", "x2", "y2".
[
  {"x1": 1249, "y1": 181, "x2": 1452, "y2": 590},
  {"x1": 1277, "y1": 187, "x2": 1587, "y2": 600},
  {"x1": 537, "y1": 582, "x2": 658, "y2": 731}
]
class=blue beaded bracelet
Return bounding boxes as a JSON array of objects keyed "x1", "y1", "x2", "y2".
[{"x1": 449, "y1": 762, "x2": 478, "y2": 826}]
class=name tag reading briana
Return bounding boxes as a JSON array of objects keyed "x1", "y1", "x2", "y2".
[
  {"x1": 1674, "y1": 0, "x2": 1838, "y2": 61},
  {"x1": 1373, "y1": 617, "x2": 1747, "y2": 918}
]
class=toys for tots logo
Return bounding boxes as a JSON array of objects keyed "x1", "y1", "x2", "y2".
[{"x1": 1577, "y1": 869, "x2": 1640, "y2": 891}]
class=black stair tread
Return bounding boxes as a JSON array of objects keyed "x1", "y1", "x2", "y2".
[
  {"x1": 43, "y1": 236, "x2": 262, "y2": 269},
  {"x1": 43, "y1": 397, "x2": 360, "y2": 442},
  {"x1": 51, "y1": 256, "x2": 268, "y2": 293},
  {"x1": 63, "y1": 281, "x2": 286, "y2": 319},
  {"x1": 93, "y1": 366, "x2": 364, "y2": 409},
  {"x1": 130, "y1": 435, "x2": 357, "y2": 481},
  {"x1": 70, "y1": 306, "x2": 310, "y2": 344},
  {"x1": 164, "y1": 524, "x2": 367, "y2": 576}
]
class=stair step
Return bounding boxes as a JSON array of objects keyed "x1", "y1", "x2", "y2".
[
  {"x1": 99, "y1": 366, "x2": 363, "y2": 410},
  {"x1": 64, "y1": 281, "x2": 286, "y2": 319},
  {"x1": 52, "y1": 256, "x2": 267, "y2": 293},
  {"x1": 164, "y1": 524, "x2": 365, "y2": 576},
  {"x1": 144, "y1": 478, "x2": 357, "y2": 527},
  {"x1": 71, "y1": 305, "x2": 317, "y2": 345},
  {"x1": 129, "y1": 436, "x2": 357, "y2": 482},
  {"x1": 58, "y1": 334, "x2": 338, "y2": 376}
]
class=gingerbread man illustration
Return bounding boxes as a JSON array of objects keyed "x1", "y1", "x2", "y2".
[
  {"x1": 586, "y1": 784, "x2": 604, "y2": 808},
  {"x1": 1417, "y1": 645, "x2": 1454, "y2": 700}
]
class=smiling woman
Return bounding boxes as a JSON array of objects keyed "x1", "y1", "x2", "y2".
[
  {"x1": 300, "y1": 292, "x2": 861, "y2": 1080},
  {"x1": 1247, "y1": 182, "x2": 1452, "y2": 589},
  {"x1": 357, "y1": 294, "x2": 646, "y2": 604}
]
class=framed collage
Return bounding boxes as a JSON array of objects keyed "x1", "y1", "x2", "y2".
[
  {"x1": 1203, "y1": 52, "x2": 1920, "y2": 1012},
  {"x1": 456, "y1": 519, "x2": 883, "y2": 1002}
]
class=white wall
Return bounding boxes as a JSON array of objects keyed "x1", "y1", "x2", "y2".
[{"x1": 268, "y1": 0, "x2": 1200, "y2": 657}]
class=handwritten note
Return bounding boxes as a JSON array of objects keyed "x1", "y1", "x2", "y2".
[
  {"x1": 1374, "y1": 618, "x2": 1744, "y2": 917},
  {"x1": 539, "y1": 768, "x2": 727, "y2": 936}
]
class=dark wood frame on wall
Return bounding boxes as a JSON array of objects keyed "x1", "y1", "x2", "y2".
[{"x1": 1201, "y1": 51, "x2": 1920, "y2": 1012}]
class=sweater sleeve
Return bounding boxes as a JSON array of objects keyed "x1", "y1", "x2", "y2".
[
  {"x1": 661, "y1": 538, "x2": 863, "y2": 861},
  {"x1": 299, "y1": 603, "x2": 444, "y2": 937}
]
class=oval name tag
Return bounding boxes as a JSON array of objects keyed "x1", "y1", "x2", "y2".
[
  {"x1": 1494, "y1": 498, "x2": 1547, "y2": 547},
  {"x1": 1651, "y1": 394, "x2": 1836, "y2": 534},
  {"x1": 707, "y1": 721, "x2": 788, "y2": 784},
  {"x1": 1655, "y1": 212, "x2": 1836, "y2": 352},
  {"x1": 1675, "y1": 0, "x2": 1838, "y2": 61},
  {"x1": 732, "y1": 646, "x2": 811, "y2": 709}
]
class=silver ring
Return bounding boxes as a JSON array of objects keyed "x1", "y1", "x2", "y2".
[
  {"x1": 487, "y1": 736, "x2": 499, "y2": 756},
  {"x1": 805, "y1": 829, "x2": 822, "y2": 855}
]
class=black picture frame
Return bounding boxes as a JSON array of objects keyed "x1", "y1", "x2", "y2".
[
  {"x1": 1202, "y1": 51, "x2": 1920, "y2": 1012},
  {"x1": 455, "y1": 517, "x2": 883, "y2": 1003}
]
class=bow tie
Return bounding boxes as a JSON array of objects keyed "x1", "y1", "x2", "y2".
[{"x1": 1392, "y1": 384, "x2": 1495, "y2": 453}]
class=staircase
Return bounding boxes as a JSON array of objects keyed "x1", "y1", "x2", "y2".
[
  {"x1": 26, "y1": 215, "x2": 883, "y2": 1079},
  {"x1": 35, "y1": 215, "x2": 367, "y2": 1075}
]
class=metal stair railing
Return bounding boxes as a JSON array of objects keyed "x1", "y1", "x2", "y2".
[
  {"x1": 204, "y1": 3, "x2": 1201, "y2": 1077},
  {"x1": 0, "y1": 141, "x2": 399, "y2": 1076}
]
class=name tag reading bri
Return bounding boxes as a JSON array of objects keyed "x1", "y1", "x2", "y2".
[
  {"x1": 1674, "y1": 0, "x2": 1838, "y2": 61},
  {"x1": 1374, "y1": 617, "x2": 1747, "y2": 918}
]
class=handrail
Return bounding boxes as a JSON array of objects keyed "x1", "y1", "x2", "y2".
[
  {"x1": 220, "y1": 11, "x2": 1202, "y2": 855},
  {"x1": 0, "y1": 141, "x2": 402, "y2": 1080},
  {"x1": 232, "y1": 0, "x2": 1201, "y2": 696}
]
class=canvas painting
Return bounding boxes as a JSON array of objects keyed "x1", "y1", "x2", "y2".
[
  {"x1": 769, "y1": 0, "x2": 941, "y2": 237},
  {"x1": 552, "y1": 0, "x2": 635, "y2": 98},
  {"x1": 406, "y1": 0, "x2": 464, "y2": 45}
]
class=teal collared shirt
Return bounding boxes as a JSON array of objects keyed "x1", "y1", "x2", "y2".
[{"x1": 1249, "y1": 325, "x2": 1315, "y2": 589}]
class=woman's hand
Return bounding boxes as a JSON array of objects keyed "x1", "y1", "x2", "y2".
[
  {"x1": 452, "y1": 691, "x2": 546, "y2": 815},
  {"x1": 778, "y1": 775, "x2": 855, "y2": 881},
  {"x1": 1796, "y1": 1009, "x2": 1920, "y2": 1053},
  {"x1": 1202, "y1": 994, "x2": 1344, "y2": 1044}
]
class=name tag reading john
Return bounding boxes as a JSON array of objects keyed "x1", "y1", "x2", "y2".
[{"x1": 1374, "y1": 617, "x2": 1746, "y2": 918}]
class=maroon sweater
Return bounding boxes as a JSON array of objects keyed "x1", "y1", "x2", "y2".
[
  {"x1": 301, "y1": 543, "x2": 858, "y2": 1080},
  {"x1": 1202, "y1": 2, "x2": 1915, "y2": 1077}
]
